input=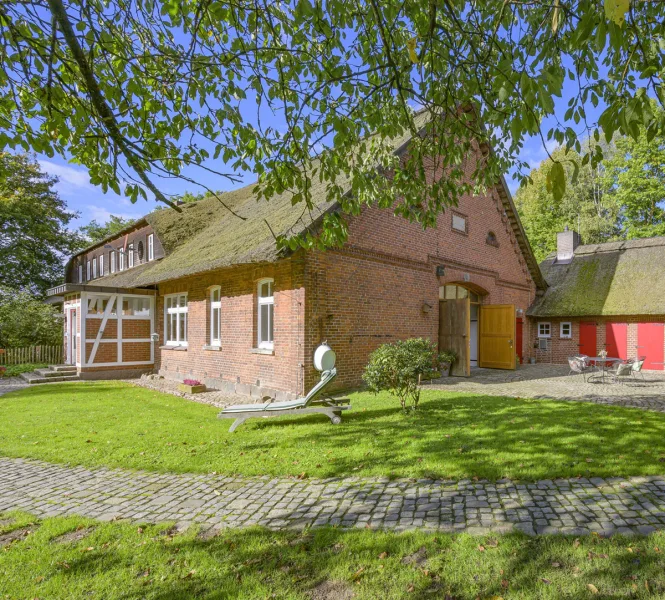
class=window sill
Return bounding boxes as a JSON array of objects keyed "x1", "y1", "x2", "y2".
[
  {"x1": 203, "y1": 344, "x2": 221, "y2": 351},
  {"x1": 251, "y1": 347, "x2": 274, "y2": 356},
  {"x1": 159, "y1": 345, "x2": 187, "y2": 351}
]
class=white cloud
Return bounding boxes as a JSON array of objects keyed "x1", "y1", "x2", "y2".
[
  {"x1": 87, "y1": 205, "x2": 144, "y2": 224},
  {"x1": 38, "y1": 160, "x2": 93, "y2": 191}
]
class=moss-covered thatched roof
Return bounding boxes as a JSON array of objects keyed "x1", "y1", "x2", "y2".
[
  {"x1": 82, "y1": 109, "x2": 543, "y2": 290},
  {"x1": 528, "y1": 236, "x2": 665, "y2": 317}
]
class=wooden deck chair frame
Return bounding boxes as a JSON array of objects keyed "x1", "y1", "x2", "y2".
[{"x1": 218, "y1": 368, "x2": 350, "y2": 432}]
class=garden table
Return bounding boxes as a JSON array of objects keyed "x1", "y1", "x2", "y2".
[{"x1": 587, "y1": 357, "x2": 621, "y2": 383}]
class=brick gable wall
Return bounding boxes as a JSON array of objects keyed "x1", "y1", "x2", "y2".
[{"x1": 302, "y1": 154, "x2": 537, "y2": 391}]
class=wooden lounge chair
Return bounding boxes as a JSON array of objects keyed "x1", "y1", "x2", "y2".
[{"x1": 218, "y1": 344, "x2": 350, "y2": 432}]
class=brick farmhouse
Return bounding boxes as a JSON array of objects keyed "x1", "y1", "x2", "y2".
[
  {"x1": 528, "y1": 229, "x2": 665, "y2": 371},
  {"x1": 45, "y1": 117, "x2": 665, "y2": 397}
]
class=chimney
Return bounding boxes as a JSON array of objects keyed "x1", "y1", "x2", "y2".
[{"x1": 556, "y1": 226, "x2": 581, "y2": 263}]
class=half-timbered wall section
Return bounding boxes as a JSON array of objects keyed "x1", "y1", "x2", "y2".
[{"x1": 69, "y1": 291, "x2": 156, "y2": 379}]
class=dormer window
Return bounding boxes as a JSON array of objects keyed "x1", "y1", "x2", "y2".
[
  {"x1": 119, "y1": 248, "x2": 125, "y2": 271},
  {"x1": 128, "y1": 243, "x2": 134, "y2": 268},
  {"x1": 99, "y1": 254, "x2": 104, "y2": 276},
  {"x1": 78, "y1": 264, "x2": 83, "y2": 283},
  {"x1": 110, "y1": 250, "x2": 116, "y2": 274},
  {"x1": 86, "y1": 260, "x2": 91, "y2": 281},
  {"x1": 148, "y1": 234, "x2": 154, "y2": 261},
  {"x1": 92, "y1": 257, "x2": 97, "y2": 279}
]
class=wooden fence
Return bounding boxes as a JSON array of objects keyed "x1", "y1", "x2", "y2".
[{"x1": 0, "y1": 345, "x2": 63, "y2": 366}]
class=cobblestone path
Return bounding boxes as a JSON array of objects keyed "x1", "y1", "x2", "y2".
[
  {"x1": 429, "y1": 365, "x2": 665, "y2": 413},
  {"x1": 0, "y1": 377, "x2": 27, "y2": 396},
  {"x1": 3, "y1": 458, "x2": 665, "y2": 537}
]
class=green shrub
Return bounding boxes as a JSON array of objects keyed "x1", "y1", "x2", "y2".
[
  {"x1": 0, "y1": 363, "x2": 46, "y2": 378},
  {"x1": 362, "y1": 338, "x2": 436, "y2": 411},
  {"x1": 438, "y1": 349, "x2": 458, "y2": 367}
]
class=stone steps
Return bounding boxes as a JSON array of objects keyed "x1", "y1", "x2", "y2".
[{"x1": 21, "y1": 365, "x2": 80, "y2": 384}]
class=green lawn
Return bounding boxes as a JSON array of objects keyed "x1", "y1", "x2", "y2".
[
  {"x1": 2, "y1": 381, "x2": 665, "y2": 481},
  {"x1": 1, "y1": 511, "x2": 665, "y2": 599}
]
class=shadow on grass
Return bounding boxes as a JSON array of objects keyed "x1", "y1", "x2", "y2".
[{"x1": 235, "y1": 392, "x2": 665, "y2": 481}]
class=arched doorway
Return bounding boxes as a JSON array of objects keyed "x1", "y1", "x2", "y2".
[
  {"x1": 439, "y1": 283, "x2": 516, "y2": 375},
  {"x1": 439, "y1": 284, "x2": 486, "y2": 369}
]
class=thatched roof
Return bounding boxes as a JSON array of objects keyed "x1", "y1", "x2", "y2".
[
  {"x1": 528, "y1": 236, "x2": 665, "y2": 317},
  {"x1": 81, "y1": 110, "x2": 543, "y2": 290}
]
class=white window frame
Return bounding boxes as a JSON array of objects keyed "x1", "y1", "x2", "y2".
[
  {"x1": 560, "y1": 322, "x2": 572, "y2": 339},
  {"x1": 538, "y1": 322, "x2": 552, "y2": 338},
  {"x1": 148, "y1": 234, "x2": 154, "y2": 261},
  {"x1": 164, "y1": 293, "x2": 188, "y2": 346},
  {"x1": 257, "y1": 278, "x2": 274, "y2": 350},
  {"x1": 99, "y1": 254, "x2": 104, "y2": 276},
  {"x1": 118, "y1": 248, "x2": 125, "y2": 271},
  {"x1": 110, "y1": 251, "x2": 116, "y2": 274},
  {"x1": 86, "y1": 260, "x2": 91, "y2": 281},
  {"x1": 128, "y1": 243, "x2": 134, "y2": 268},
  {"x1": 78, "y1": 264, "x2": 83, "y2": 283},
  {"x1": 92, "y1": 257, "x2": 97, "y2": 279},
  {"x1": 209, "y1": 286, "x2": 221, "y2": 347}
]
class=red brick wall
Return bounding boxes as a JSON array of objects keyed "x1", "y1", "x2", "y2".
[
  {"x1": 302, "y1": 152, "x2": 537, "y2": 390},
  {"x1": 155, "y1": 257, "x2": 306, "y2": 397},
  {"x1": 529, "y1": 315, "x2": 665, "y2": 367}
]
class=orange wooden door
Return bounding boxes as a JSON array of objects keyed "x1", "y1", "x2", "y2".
[
  {"x1": 479, "y1": 305, "x2": 516, "y2": 370},
  {"x1": 439, "y1": 298, "x2": 470, "y2": 376}
]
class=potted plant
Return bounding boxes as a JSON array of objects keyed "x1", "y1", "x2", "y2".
[
  {"x1": 438, "y1": 350, "x2": 458, "y2": 376},
  {"x1": 178, "y1": 379, "x2": 207, "y2": 394}
]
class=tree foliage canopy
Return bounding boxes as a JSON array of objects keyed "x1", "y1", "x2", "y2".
[
  {"x1": 0, "y1": 153, "x2": 82, "y2": 295},
  {"x1": 516, "y1": 121, "x2": 665, "y2": 262},
  {"x1": 79, "y1": 215, "x2": 136, "y2": 244},
  {"x1": 1, "y1": 1, "x2": 665, "y2": 247},
  {"x1": 0, "y1": 286, "x2": 63, "y2": 348}
]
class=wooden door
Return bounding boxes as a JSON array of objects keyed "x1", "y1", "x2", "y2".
[
  {"x1": 637, "y1": 322, "x2": 664, "y2": 370},
  {"x1": 605, "y1": 322, "x2": 627, "y2": 360},
  {"x1": 479, "y1": 305, "x2": 516, "y2": 369},
  {"x1": 439, "y1": 298, "x2": 470, "y2": 376},
  {"x1": 579, "y1": 322, "x2": 597, "y2": 357}
]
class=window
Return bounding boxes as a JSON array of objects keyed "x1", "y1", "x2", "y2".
[
  {"x1": 110, "y1": 251, "x2": 116, "y2": 273},
  {"x1": 123, "y1": 297, "x2": 150, "y2": 317},
  {"x1": 257, "y1": 279, "x2": 274, "y2": 350},
  {"x1": 148, "y1": 234, "x2": 154, "y2": 261},
  {"x1": 210, "y1": 286, "x2": 221, "y2": 346},
  {"x1": 92, "y1": 257, "x2": 97, "y2": 279},
  {"x1": 87, "y1": 296, "x2": 116, "y2": 316},
  {"x1": 439, "y1": 285, "x2": 480, "y2": 303},
  {"x1": 137, "y1": 240, "x2": 144, "y2": 261},
  {"x1": 78, "y1": 264, "x2": 83, "y2": 283},
  {"x1": 486, "y1": 231, "x2": 499, "y2": 247},
  {"x1": 452, "y1": 212, "x2": 467, "y2": 233},
  {"x1": 86, "y1": 260, "x2": 91, "y2": 281},
  {"x1": 538, "y1": 322, "x2": 551, "y2": 338},
  {"x1": 128, "y1": 243, "x2": 134, "y2": 268},
  {"x1": 560, "y1": 322, "x2": 572, "y2": 339},
  {"x1": 118, "y1": 248, "x2": 125, "y2": 271},
  {"x1": 164, "y1": 293, "x2": 187, "y2": 346},
  {"x1": 99, "y1": 254, "x2": 104, "y2": 276}
]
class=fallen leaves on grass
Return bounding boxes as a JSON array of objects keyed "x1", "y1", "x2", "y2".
[{"x1": 587, "y1": 583, "x2": 599, "y2": 594}]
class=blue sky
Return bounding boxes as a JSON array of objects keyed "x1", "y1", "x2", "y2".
[{"x1": 39, "y1": 76, "x2": 604, "y2": 230}]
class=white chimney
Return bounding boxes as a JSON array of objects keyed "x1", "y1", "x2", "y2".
[{"x1": 556, "y1": 226, "x2": 581, "y2": 263}]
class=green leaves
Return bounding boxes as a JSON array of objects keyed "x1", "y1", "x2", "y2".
[
  {"x1": 546, "y1": 161, "x2": 566, "y2": 201},
  {"x1": 0, "y1": 0, "x2": 663, "y2": 251},
  {"x1": 605, "y1": 0, "x2": 630, "y2": 27}
]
